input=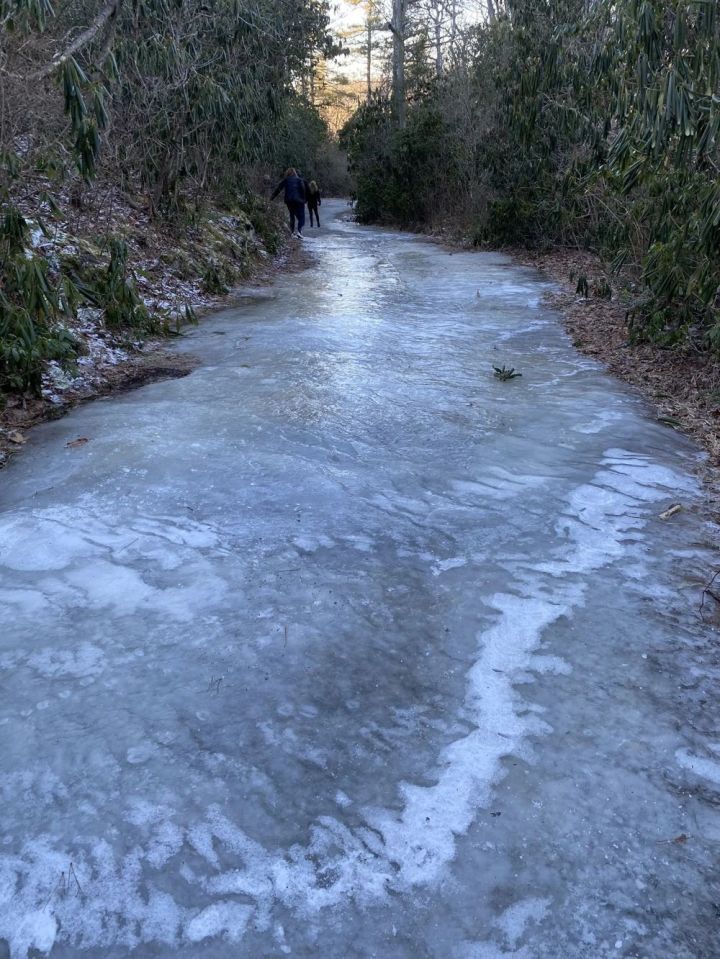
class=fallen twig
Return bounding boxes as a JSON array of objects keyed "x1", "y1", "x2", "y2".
[
  {"x1": 656, "y1": 833, "x2": 689, "y2": 845},
  {"x1": 700, "y1": 569, "x2": 720, "y2": 622},
  {"x1": 69, "y1": 862, "x2": 83, "y2": 896}
]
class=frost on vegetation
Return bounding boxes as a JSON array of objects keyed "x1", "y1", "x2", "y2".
[
  {"x1": 2, "y1": 201, "x2": 264, "y2": 404},
  {"x1": 40, "y1": 324, "x2": 130, "y2": 403}
]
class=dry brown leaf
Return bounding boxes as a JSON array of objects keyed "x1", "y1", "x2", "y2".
[
  {"x1": 6, "y1": 431, "x2": 26, "y2": 445},
  {"x1": 656, "y1": 832, "x2": 689, "y2": 845},
  {"x1": 66, "y1": 437, "x2": 89, "y2": 449}
]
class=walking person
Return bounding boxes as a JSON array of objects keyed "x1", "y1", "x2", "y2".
[
  {"x1": 306, "y1": 180, "x2": 322, "y2": 228},
  {"x1": 270, "y1": 167, "x2": 306, "y2": 237}
]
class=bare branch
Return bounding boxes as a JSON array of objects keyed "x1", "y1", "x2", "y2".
[{"x1": 36, "y1": 0, "x2": 125, "y2": 78}]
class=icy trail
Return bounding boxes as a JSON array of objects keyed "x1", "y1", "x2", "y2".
[{"x1": 1, "y1": 202, "x2": 719, "y2": 958}]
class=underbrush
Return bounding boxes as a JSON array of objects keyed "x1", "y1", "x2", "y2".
[{"x1": 0, "y1": 184, "x2": 284, "y2": 400}]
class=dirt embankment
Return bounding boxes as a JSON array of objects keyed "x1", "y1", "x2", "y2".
[{"x1": 0, "y1": 192, "x2": 313, "y2": 468}]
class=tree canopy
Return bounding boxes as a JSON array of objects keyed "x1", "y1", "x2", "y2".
[{"x1": 0, "y1": 0, "x2": 343, "y2": 393}]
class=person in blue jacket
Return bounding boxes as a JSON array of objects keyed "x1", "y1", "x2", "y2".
[{"x1": 271, "y1": 167, "x2": 306, "y2": 237}]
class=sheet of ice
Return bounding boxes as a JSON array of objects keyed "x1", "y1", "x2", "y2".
[
  {"x1": 1, "y1": 202, "x2": 718, "y2": 958},
  {"x1": 676, "y1": 749, "x2": 720, "y2": 786}
]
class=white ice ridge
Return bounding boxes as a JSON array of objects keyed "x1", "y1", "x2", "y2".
[
  {"x1": 675, "y1": 748, "x2": 720, "y2": 786},
  {"x1": 0, "y1": 451, "x2": 695, "y2": 956}
]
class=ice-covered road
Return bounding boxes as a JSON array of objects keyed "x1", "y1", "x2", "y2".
[{"x1": 1, "y1": 201, "x2": 719, "y2": 958}]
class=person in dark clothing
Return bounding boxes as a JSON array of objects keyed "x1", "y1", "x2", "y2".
[
  {"x1": 306, "y1": 180, "x2": 321, "y2": 228},
  {"x1": 271, "y1": 167, "x2": 306, "y2": 237}
]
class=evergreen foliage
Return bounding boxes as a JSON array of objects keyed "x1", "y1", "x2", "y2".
[
  {"x1": 0, "y1": 0, "x2": 340, "y2": 394},
  {"x1": 0, "y1": 157, "x2": 79, "y2": 395},
  {"x1": 342, "y1": 0, "x2": 720, "y2": 351}
]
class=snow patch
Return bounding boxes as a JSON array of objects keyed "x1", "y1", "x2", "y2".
[
  {"x1": 432, "y1": 556, "x2": 468, "y2": 575},
  {"x1": 494, "y1": 897, "x2": 550, "y2": 947},
  {"x1": 6, "y1": 910, "x2": 57, "y2": 958},
  {"x1": 185, "y1": 901, "x2": 252, "y2": 943}
]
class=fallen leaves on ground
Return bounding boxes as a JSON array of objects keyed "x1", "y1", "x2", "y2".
[{"x1": 657, "y1": 833, "x2": 689, "y2": 845}]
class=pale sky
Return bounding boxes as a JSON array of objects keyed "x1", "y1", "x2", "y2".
[
  {"x1": 327, "y1": 0, "x2": 381, "y2": 84},
  {"x1": 325, "y1": 0, "x2": 485, "y2": 83}
]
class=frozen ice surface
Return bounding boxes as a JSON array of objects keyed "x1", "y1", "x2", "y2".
[{"x1": 1, "y1": 202, "x2": 719, "y2": 957}]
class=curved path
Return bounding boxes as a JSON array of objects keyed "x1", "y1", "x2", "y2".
[{"x1": 1, "y1": 201, "x2": 718, "y2": 958}]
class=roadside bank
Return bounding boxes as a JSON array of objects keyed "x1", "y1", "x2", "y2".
[{"x1": 0, "y1": 190, "x2": 314, "y2": 469}]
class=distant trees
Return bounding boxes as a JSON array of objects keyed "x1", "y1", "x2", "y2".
[
  {"x1": 363, "y1": 0, "x2": 384, "y2": 98},
  {"x1": 341, "y1": 0, "x2": 720, "y2": 352},
  {"x1": 342, "y1": 0, "x2": 384, "y2": 101}
]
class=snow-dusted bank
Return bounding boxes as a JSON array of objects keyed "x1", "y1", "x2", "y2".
[{"x1": 1, "y1": 202, "x2": 718, "y2": 958}]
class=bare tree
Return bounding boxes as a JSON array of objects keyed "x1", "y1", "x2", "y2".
[
  {"x1": 407, "y1": 0, "x2": 472, "y2": 79},
  {"x1": 389, "y1": 0, "x2": 407, "y2": 126}
]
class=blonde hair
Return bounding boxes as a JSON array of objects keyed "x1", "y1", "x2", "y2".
[
  {"x1": 309, "y1": 180, "x2": 318, "y2": 193},
  {"x1": 284, "y1": 167, "x2": 297, "y2": 177}
]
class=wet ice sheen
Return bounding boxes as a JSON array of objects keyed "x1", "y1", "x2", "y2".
[{"x1": 1, "y1": 202, "x2": 719, "y2": 958}]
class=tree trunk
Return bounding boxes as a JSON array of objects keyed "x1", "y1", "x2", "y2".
[
  {"x1": 391, "y1": 0, "x2": 406, "y2": 128},
  {"x1": 366, "y1": 17, "x2": 372, "y2": 99},
  {"x1": 38, "y1": 0, "x2": 125, "y2": 77},
  {"x1": 449, "y1": 0, "x2": 459, "y2": 60}
]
